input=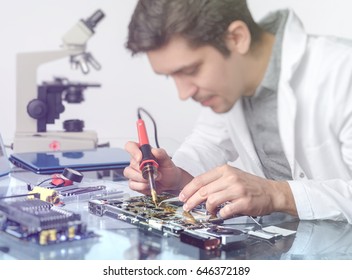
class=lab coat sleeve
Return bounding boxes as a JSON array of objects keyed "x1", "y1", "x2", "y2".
[
  {"x1": 292, "y1": 108, "x2": 352, "y2": 222},
  {"x1": 289, "y1": 179, "x2": 352, "y2": 222},
  {"x1": 289, "y1": 46, "x2": 352, "y2": 223},
  {"x1": 172, "y1": 108, "x2": 238, "y2": 177}
]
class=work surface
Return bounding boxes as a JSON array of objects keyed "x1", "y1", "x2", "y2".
[{"x1": 0, "y1": 170, "x2": 352, "y2": 260}]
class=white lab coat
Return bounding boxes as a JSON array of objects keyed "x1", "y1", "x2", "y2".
[{"x1": 172, "y1": 10, "x2": 352, "y2": 223}]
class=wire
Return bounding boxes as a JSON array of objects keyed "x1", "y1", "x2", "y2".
[
  {"x1": 27, "y1": 178, "x2": 52, "y2": 191},
  {"x1": 36, "y1": 178, "x2": 53, "y2": 186},
  {"x1": 27, "y1": 177, "x2": 65, "y2": 191},
  {"x1": 0, "y1": 193, "x2": 39, "y2": 200},
  {"x1": 137, "y1": 107, "x2": 160, "y2": 148}
]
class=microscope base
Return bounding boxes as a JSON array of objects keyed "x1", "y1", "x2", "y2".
[{"x1": 13, "y1": 131, "x2": 98, "y2": 153}]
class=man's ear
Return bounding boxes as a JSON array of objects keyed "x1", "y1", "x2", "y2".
[{"x1": 225, "y1": 20, "x2": 251, "y2": 55}]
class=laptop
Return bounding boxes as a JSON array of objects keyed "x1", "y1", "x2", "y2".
[
  {"x1": 0, "y1": 134, "x2": 11, "y2": 177},
  {"x1": 9, "y1": 147, "x2": 130, "y2": 174}
]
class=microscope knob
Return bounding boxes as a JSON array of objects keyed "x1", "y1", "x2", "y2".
[
  {"x1": 27, "y1": 99, "x2": 47, "y2": 119},
  {"x1": 63, "y1": 119, "x2": 84, "y2": 132}
]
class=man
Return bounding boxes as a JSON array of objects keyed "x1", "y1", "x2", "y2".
[{"x1": 123, "y1": 0, "x2": 352, "y2": 222}]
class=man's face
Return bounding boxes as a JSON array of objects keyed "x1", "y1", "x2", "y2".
[{"x1": 147, "y1": 36, "x2": 248, "y2": 113}]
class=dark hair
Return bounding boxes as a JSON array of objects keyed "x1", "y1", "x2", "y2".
[{"x1": 126, "y1": 0, "x2": 263, "y2": 56}]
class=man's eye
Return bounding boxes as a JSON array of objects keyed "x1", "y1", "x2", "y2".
[{"x1": 183, "y1": 68, "x2": 198, "y2": 75}]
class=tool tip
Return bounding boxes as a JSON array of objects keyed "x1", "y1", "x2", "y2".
[{"x1": 151, "y1": 188, "x2": 158, "y2": 207}]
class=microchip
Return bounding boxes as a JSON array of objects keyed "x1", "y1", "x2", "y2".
[{"x1": 0, "y1": 197, "x2": 96, "y2": 245}]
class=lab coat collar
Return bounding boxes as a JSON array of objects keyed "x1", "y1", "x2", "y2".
[
  {"x1": 277, "y1": 9, "x2": 308, "y2": 176},
  {"x1": 232, "y1": 9, "x2": 308, "y2": 178},
  {"x1": 280, "y1": 9, "x2": 308, "y2": 80}
]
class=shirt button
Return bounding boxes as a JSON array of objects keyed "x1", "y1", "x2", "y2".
[{"x1": 299, "y1": 172, "x2": 305, "y2": 178}]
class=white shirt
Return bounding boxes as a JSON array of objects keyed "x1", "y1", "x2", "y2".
[{"x1": 172, "y1": 9, "x2": 352, "y2": 223}]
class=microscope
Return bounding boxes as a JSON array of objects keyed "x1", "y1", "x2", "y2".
[{"x1": 13, "y1": 10, "x2": 105, "y2": 153}]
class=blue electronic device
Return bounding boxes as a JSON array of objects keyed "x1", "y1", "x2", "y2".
[{"x1": 9, "y1": 147, "x2": 130, "y2": 174}]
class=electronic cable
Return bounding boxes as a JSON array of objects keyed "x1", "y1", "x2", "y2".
[{"x1": 137, "y1": 107, "x2": 160, "y2": 148}]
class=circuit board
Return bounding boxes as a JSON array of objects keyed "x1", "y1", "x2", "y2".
[
  {"x1": 0, "y1": 197, "x2": 96, "y2": 245},
  {"x1": 88, "y1": 194, "x2": 247, "y2": 250}
]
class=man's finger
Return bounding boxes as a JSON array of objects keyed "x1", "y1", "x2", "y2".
[{"x1": 179, "y1": 168, "x2": 222, "y2": 202}]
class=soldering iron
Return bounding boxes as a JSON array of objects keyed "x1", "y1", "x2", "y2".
[{"x1": 136, "y1": 108, "x2": 160, "y2": 207}]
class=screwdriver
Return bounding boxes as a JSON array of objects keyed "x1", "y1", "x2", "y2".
[{"x1": 136, "y1": 117, "x2": 159, "y2": 207}]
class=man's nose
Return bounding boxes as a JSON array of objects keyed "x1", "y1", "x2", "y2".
[{"x1": 174, "y1": 77, "x2": 197, "y2": 101}]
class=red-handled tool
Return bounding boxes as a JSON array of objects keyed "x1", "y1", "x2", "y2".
[{"x1": 137, "y1": 118, "x2": 159, "y2": 207}]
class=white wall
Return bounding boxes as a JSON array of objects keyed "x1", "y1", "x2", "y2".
[
  {"x1": 248, "y1": 0, "x2": 352, "y2": 39},
  {"x1": 1, "y1": 0, "x2": 352, "y2": 153}
]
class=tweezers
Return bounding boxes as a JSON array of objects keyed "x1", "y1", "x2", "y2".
[
  {"x1": 157, "y1": 196, "x2": 183, "y2": 206},
  {"x1": 157, "y1": 196, "x2": 198, "y2": 224}
]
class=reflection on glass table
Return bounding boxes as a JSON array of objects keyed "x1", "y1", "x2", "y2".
[{"x1": 1, "y1": 172, "x2": 352, "y2": 260}]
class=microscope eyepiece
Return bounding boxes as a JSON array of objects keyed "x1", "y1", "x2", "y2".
[{"x1": 84, "y1": 9, "x2": 105, "y2": 31}]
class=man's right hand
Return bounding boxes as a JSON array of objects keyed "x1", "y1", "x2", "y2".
[{"x1": 123, "y1": 141, "x2": 190, "y2": 195}]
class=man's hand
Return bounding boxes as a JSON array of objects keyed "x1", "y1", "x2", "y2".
[
  {"x1": 123, "y1": 141, "x2": 192, "y2": 195},
  {"x1": 179, "y1": 164, "x2": 298, "y2": 218}
]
